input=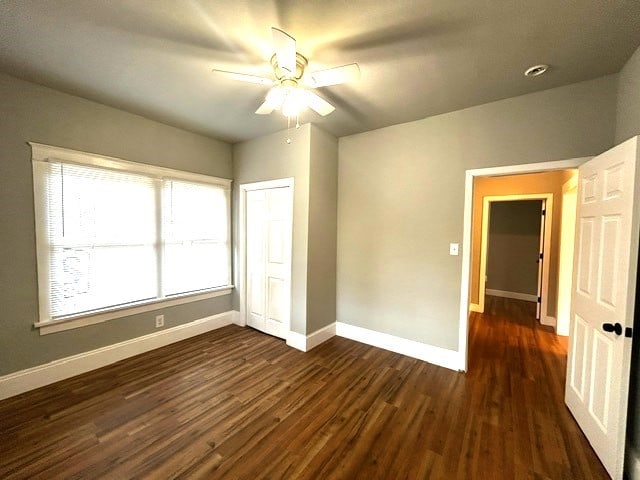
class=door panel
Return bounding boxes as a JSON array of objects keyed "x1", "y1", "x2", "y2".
[
  {"x1": 604, "y1": 163, "x2": 623, "y2": 199},
  {"x1": 576, "y1": 217, "x2": 595, "y2": 296},
  {"x1": 582, "y1": 174, "x2": 597, "y2": 203},
  {"x1": 268, "y1": 221, "x2": 285, "y2": 264},
  {"x1": 588, "y1": 330, "x2": 613, "y2": 430},
  {"x1": 264, "y1": 187, "x2": 292, "y2": 339},
  {"x1": 597, "y1": 215, "x2": 620, "y2": 308},
  {"x1": 249, "y1": 275, "x2": 265, "y2": 315},
  {"x1": 246, "y1": 190, "x2": 267, "y2": 332},
  {"x1": 569, "y1": 314, "x2": 588, "y2": 400},
  {"x1": 565, "y1": 136, "x2": 639, "y2": 480},
  {"x1": 245, "y1": 185, "x2": 292, "y2": 340},
  {"x1": 267, "y1": 277, "x2": 286, "y2": 321}
]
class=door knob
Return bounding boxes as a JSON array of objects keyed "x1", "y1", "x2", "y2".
[{"x1": 602, "y1": 323, "x2": 623, "y2": 335}]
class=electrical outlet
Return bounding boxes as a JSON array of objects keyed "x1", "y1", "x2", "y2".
[{"x1": 155, "y1": 314, "x2": 164, "y2": 328}]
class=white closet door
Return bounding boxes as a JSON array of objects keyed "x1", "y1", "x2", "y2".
[{"x1": 245, "y1": 186, "x2": 292, "y2": 339}]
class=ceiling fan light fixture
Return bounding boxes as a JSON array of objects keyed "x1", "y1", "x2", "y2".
[
  {"x1": 213, "y1": 27, "x2": 355, "y2": 121},
  {"x1": 281, "y1": 87, "x2": 308, "y2": 117}
]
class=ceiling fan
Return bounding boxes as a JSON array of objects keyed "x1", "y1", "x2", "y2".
[{"x1": 212, "y1": 27, "x2": 360, "y2": 118}]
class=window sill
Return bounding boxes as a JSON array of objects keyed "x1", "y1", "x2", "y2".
[{"x1": 34, "y1": 286, "x2": 234, "y2": 335}]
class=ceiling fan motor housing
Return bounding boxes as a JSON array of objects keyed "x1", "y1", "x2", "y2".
[{"x1": 271, "y1": 53, "x2": 308, "y2": 81}]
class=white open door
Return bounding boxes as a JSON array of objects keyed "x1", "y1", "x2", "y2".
[
  {"x1": 565, "y1": 136, "x2": 640, "y2": 479},
  {"x1": 245, "y1": 185, "x2": 293, "y2": 340}
]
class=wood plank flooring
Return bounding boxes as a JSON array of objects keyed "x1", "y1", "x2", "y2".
[{"x1": 0, "y1": 297, "x2": 608, "y2": 479}]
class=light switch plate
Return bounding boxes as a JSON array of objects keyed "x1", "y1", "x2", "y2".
[{"x1": 449, "y1": 243, "x2": 459, "y2": 256}]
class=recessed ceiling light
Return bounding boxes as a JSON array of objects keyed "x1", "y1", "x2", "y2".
[{"x1": 524, "y1": 64, "x2": 549, "y2": 77}]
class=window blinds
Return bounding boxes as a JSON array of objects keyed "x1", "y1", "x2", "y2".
[
  {"x1": 35, "y1": 153, "x2": 231, "y2": 321},
  {"x1": 43, "y1": 162, "x2": 158, "y2": 318},
  {"x1": 162, "y1": 179, "x2": 231, "y2": 296}
]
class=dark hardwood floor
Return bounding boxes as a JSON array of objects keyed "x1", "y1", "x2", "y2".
[{"x1": 0, "y1": 297, "x2": 608, "y2": 479}]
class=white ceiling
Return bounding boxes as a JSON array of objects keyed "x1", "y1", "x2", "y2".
[{"x1": 1, "y1": 0, "x2": 639, "y2": 143}]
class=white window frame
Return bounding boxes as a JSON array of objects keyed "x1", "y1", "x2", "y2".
[{"x1": 30, "y1": 142, "x2": 233, "y2": 335}]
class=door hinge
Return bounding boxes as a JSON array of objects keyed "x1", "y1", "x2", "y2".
[
  {"x1": 537, "y1": 296, "x2": 541, "y2": 303},
  {"x1": 541, "y1": 209, "x2": 546, "y2": 216},
  {"x1": 626, "y1": 327, "x2": 633, "y2": 338},
  {"x1": 539, "y1": 253, "x2": 543, "y2": 260}
]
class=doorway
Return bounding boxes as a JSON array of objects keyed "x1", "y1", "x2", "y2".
[
  {"x1": 479, "y1": 195, "x2": 552, "y2": 323},
  {"x1": 239, "y1": 178, "x2": 294, "y2": 340},
  {"x1": 458, "y1": 157, "x2": 586, "y2": 368},
  {"x1": 458, "y1": 138, "x2": 640, "y2": 479},
  {"x1": 470, "y1": 170, "x2": 580, "y2": 332}
]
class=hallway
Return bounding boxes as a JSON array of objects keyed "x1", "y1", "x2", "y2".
[{"x1": 467, "y1": 295, "x2": 607, "y2": 478}]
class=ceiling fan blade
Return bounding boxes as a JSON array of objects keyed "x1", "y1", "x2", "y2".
[
  {"x1": 255, "y1": 101, "x2": 275, "y2": 115},
  {"x1": 211, "y1": 69, "x2": 274, "y2": 86},
  {"x1": 305, "y1": 91, "x2": 335, "y2": 116},
  {"x1": 272, "y1": 27, "x2": 297, "y2": 77},
  {"x1": 306, "y1": 63, "x2": 360, "y2": 88}
]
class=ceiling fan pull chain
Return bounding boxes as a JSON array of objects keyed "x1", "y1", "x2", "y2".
[
  {"x1": 286, "y1": 115, "x2": 292, "y2": 144},
  {"x1": 296, "y1": 115, "x2": 300, "y2": 129}
]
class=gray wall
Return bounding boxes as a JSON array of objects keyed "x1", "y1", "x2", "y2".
[
  {"x1": 486, "y1": 201, "x2": 542, "y2": 296},
  {"x1": 615, "y1": 44, "x2": 640, "y2": 460},
  {"x1": 233, "y1": 124, "x2": 312, "y2": 335},
  {"x1": 616, "y1": 45, "x2": 640, "y2": 144},
  {"x1": 0, "y1": 73, "x2": 233, "y2": 376},
  {"x1": 307, "y1": 126, "x2": 338, "y2": 333},
  {"x1": 337, "y1": 75, "x2": 617, "y2": 351}
]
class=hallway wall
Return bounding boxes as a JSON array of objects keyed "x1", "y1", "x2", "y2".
[{"x1": 486, "y1": 200, "x2": 542, "y2": 297}]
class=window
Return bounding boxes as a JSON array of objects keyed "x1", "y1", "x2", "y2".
[{"x1": 31, "y1": 143, "x2": 232, "y2": 330}]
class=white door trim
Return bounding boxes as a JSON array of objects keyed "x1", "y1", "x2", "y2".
[
  {"x1": 478, "y1": 193, "x2": 553, "y2": 327},
  {"x1": 458, "y1": 157, "x2": 590, "y2": 371},
  {"x1": 557, "y1": 175, "x2": 578, "y2": 336},
  {"x1": 238, "y1": 178, "x2": 295, "y2": 336}
]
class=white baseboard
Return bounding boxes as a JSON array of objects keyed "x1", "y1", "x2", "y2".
[
  {"x1": 286, "y1": 331, "x2": 307, "y2": 351},
  {"x1": 307, "y1": 323, "x2": 337, "y2": 350},
  {"x1": 0, "y1": 310, "x2": 235, "y2": 401},
  {"x1": 286, "y1": 322, "x2": 462, "y2": 372},
  {"x1": 486, "y1": 289, "x2": 538, "y2": 302},
  {"x1": 628, "y1": 447, "x2": 640, "y2": 480},
  {"x1": 469, "y1": 303, "x2": 483, "y2": 313},
  {"x1": 287, "y1": 323, "x2": 336, "y2": 352},
  {"x1": 231, "y1": 310, "x2": 244, "y2": 327},
  {"x1": 540, "y1": 315, "x2": 557, "y2": 329},
  {"x1": 335, "y1": 322, "x2": 461, "y2": 372}
]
